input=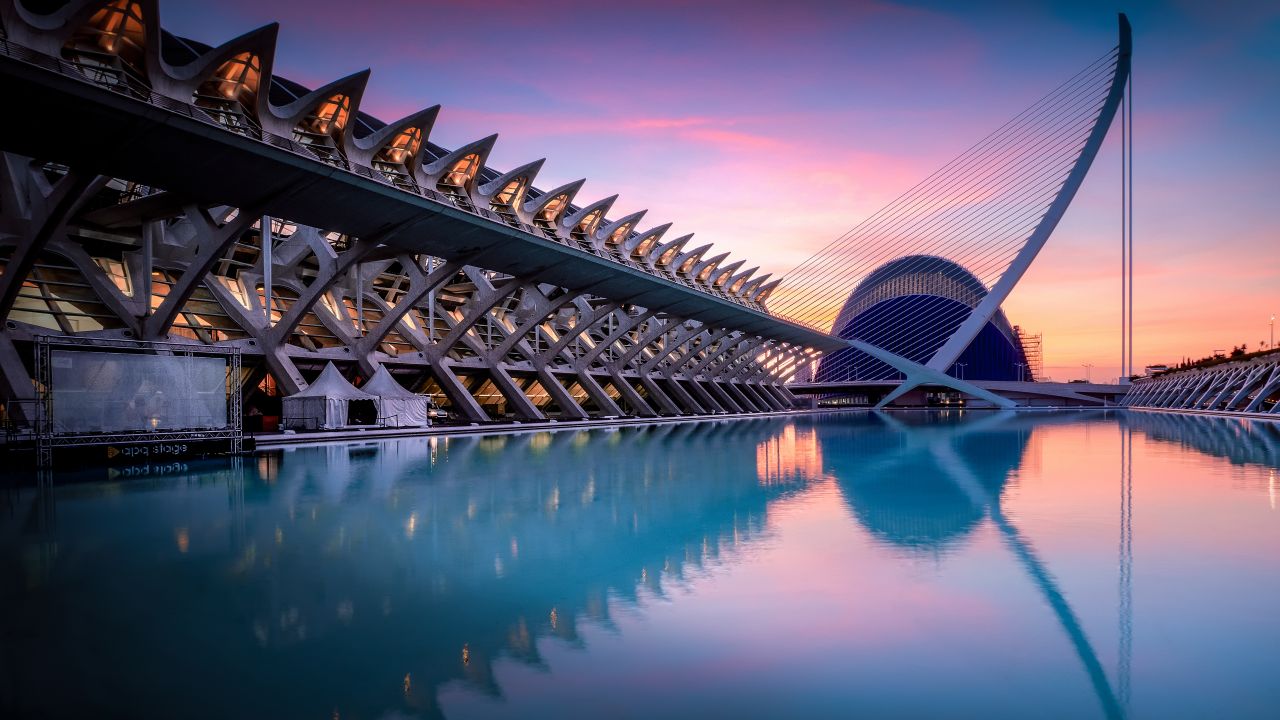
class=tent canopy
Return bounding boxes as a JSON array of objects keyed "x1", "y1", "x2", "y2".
[
  {"x1": 290, "y1": 363, "x2": 376, "y2": 400},
  {"x1": 361, "y1": 365, "x2": 430, "y2": 428},
  {"x1": 283, "y1": 363, "x2": 377, "y2": 430},
  {"x1": 361, "y1": 366, "x2": 418, "y2": 398}
]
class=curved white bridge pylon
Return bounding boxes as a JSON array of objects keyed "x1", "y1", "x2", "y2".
[{"x1": 772, "y1": 15, "x2": 1133, "y2": 408}]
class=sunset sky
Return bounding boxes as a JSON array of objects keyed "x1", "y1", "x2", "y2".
[{"x1": 163, "y1": 0, "x2": 1280, "y2": 382}]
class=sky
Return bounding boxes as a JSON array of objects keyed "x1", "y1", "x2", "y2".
[{"x1": 161, "y1": 0, "x2": 1280, "y2": 382}]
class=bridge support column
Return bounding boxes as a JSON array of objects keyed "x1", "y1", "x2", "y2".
[
  {"x1": 576, "y1": 371, "x2": 625, "y2": 417},
  {"x1": 1245, "y1": 367, "x2": 1280, "y2": 413},
  {"x1": 725, "y1": 381, "x2": 761, "y2": 413},
  {"x1": 744, "y1": 382, "x2": 783, "y2": 411},
  {"x1": 766, "y1": 383, "x2": 798, "y2": 409}
]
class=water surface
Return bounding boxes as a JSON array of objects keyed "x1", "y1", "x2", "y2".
[{"x1": 3, "y1": 411, "x2": 1279, "y2": 719}]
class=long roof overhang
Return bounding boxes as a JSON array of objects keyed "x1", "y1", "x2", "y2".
[{"x1": 0, "y1": 51, "x2": 844, "y2": 352}]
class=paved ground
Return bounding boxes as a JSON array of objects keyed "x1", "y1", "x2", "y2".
[{"x1": 251, "y1": 410, "x2": 814, "y2": 448}]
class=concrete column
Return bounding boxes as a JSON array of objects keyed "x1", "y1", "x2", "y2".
[
  {"x1": 638, "y1": 375, "x2": 682, "y2": 415},
  {"x1": 608, "y1": 371, "x2": 656, "y2": 417},
  {"x1": 659, "y1": 377, "x2": 706, "y2": 414},
  {"x1": 723, "y1": 381, "x2": 761, "y2": 412},
  {"x1": 430, "y1": 363, "x2": 489, "y2": 422},
  {"x1": 488, "y1": 366, "x2": 545, "y2": 421},
  {"x1": 769, "y1": 383, "x2": 800, "y2": 409},
  {"x1": 682, "y1": 378, "x2": 723, "y2": 413},
  {"x1": 704, "y1": 380, "x2": 743, "y2": 413},
  {"x1": 263, "y1": 345, "x2": 307, "y2": 396},
  {"x1": 742, "y1": 382, "x2": 782, "y2": 411},
  {"x1": 536, "y1": 367, "x2": 589, "y2": 420},
  {"x1": 575, "y1": 371, "x2": 624, "y2": 417}
]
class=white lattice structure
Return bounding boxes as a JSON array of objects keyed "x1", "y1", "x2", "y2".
[
  {"x1": 1124, "y1": 353, "x2": 1280, "y2": 415},
  {"x1": 0, "y1": 0, "x2": 844, "y2": 424}
]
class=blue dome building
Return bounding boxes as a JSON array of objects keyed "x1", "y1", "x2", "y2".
[{"x1": 816, "y1": 256, "x2": 1033, "y2": 383}]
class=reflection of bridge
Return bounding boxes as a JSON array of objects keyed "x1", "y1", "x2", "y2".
[
  {"x1": 820, "y1": 410, "x2": 1128, "y2": 719},
  {"x1": 790, "y1": 379, "x2": 1129, "y2": 408}
]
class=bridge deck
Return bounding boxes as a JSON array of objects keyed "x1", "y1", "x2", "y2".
[{"x1": 790, "y1": 380, "x2": 1129, "y2": 405}]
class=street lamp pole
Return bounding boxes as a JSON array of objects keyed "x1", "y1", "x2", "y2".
[
  {"x1": 1082, "y1": 363, "x2": 1094, "y2": 383},
  {"x1": 1271, "y1": 313, "x2": 1275, "y2": 351}
]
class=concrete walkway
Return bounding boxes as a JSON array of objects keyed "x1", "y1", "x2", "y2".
[{"x1": 252, "y1": 410, "x2": 818, "y2": 449}]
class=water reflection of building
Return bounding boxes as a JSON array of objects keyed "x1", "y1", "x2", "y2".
[
  {"x1": 820, "y1": 413, "x2": 1029, "y2": 554},
  {"x1": 1122, "y1": 411, "x2": 1280, "y2": 471},
  {"x1": 1, "y1": 419, "x2": 810, "y2": 720},
  {"x1": 815, "y1": 411, "x2": 1125, "y2": 720},
  {"x1": 756, "y1": 424, "x2": 826, "y2": 485}
]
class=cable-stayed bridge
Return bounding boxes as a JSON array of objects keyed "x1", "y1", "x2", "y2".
[{"x1": 773, "y1": 15, "x2": 1134, "y2": 408}]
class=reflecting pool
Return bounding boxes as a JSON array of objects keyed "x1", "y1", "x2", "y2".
[{"x1": 3, "y1": 411, "x2": 1280, "y2": 719}]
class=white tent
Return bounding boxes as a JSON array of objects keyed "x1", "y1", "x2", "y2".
[
  {"x1": 282, "y1": 363, "x2": 378, "y2": 430},
  {"x1": 362, "y1": 365, "x2": 430, "y2": 428}
]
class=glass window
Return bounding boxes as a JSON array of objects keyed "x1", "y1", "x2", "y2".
[
  {"x1": 608, "y1": 223, "x2": 632, "y2": 245},
  {"x1": 377, "y1": 127, "x2": 422, "y2": 165},
  {"x1": 298, "y1": 94, "x2": 350, "y2": 137},
  {"x1": 216, "y1": 276, "x2": 251, "y2": 309},
  {"x1": 574, "y1": 209, "x2": 603, "y2": 238},
  {"x1": 439, "y1": 153, "x2": 480, "y2": 190},
  {"x1": 64, "y1": 1, "x2": 147, "y2": 80},
  {"x1": 93, "y1": 257, "x2": 133, "y2": 297},
  {"x1": 493, "y1": 178, "x2": 527, "y2": 209},
  {"x1": 537, "y1": 193, "x2": 569, "y2": 223},
  {"x1": 194, "y1": 52, "x2": 262, "y2": 124},
  {"x1": 632, "y1": 236, "x2": 656, "y2": 259}
]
